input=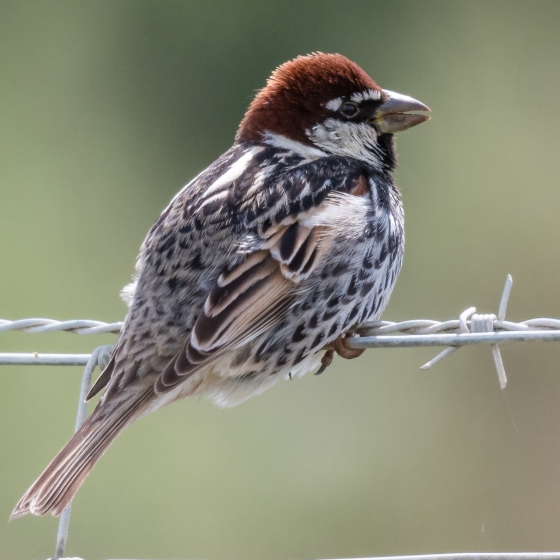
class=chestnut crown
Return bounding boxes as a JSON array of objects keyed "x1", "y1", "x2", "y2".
[
  {"x1": 237, "y1": 53, "x2": 384, "y2": 145},
  {"x1": 236, "y1": 52, "x2": 430, "y2": 170}
]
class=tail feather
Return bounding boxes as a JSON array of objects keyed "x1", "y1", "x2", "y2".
[{"x1": 11, "y1": 391, "x2": 151, "y2": 519}]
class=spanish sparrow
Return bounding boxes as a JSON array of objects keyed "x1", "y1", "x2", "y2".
[{"x1": 12, "y1": 52, "x2": 429, "y2": 518}]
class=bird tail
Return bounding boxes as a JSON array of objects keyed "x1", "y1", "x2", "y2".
[{"x1": 11, "y1": 390, "x2": 151, "y2": 519}]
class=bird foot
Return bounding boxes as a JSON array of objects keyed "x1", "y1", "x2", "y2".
[
  {"x1": 314, "y1": 332, "x2": 365, "y2": 375},
  {"x1": 331, "y1": 333, "x2": 365, "y2": 360}
]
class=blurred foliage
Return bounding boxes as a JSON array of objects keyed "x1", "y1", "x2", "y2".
[{"x1": 2, "y1": 1, "x2": 560, "y2": 558}]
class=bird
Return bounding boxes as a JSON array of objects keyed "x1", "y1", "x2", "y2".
[{"x1": 11, "y1": 52, "x2": 429, "y2": 519}]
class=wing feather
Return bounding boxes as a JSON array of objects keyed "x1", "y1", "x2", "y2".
[
  {"x1": 151, "y1": 149, "x2": 369, "y2": 395},
  {"x1": 154, "y1": 221, "x2": 329, "y2": 394}
]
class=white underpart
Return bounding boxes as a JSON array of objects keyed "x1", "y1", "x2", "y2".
[
  {"x1": 303, "y1": 191, "x2": 371, "y2": 240},
  {"x1": 307, "y1": 118, "x2": 382, "y2": 169},
  {"x1": 209, "y1": 371, "x2": 281, "y2": 408},
  {"x1": 121, "y1": 279, "x2": 138, "y2": 307},
  {"x1": 209, "y1": 351, "x2": 323, "y2": 408},
  {"x1": 287, "y1": 352, "x2": 322, "y2": 380},
  {"x1": 263, "y1": 131, "x2": 327, "y2": 160}
]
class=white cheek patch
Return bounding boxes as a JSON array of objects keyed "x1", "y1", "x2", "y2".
[{"x1": 306, "y1": 119, "x2": 382, "y2": 169}]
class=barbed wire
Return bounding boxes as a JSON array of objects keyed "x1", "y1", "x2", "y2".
[
  {"x1": 0, "y1": 318, "x2": 123, "y2": 335},
  {"x1": 3, "y1": 275, "x2": 560, "y2": 559},
  {"x1": 3, "y1": 276, "x2": 560, "y2": 389}
]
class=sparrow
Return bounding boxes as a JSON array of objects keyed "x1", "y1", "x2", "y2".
[{"x1": 12, "y1": 52, "x2": 429, "y2": 519}]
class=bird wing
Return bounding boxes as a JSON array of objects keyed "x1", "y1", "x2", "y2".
[
  {"x1": 154, "y1": 149, "x2": 369, "y2": 394},
  {"x1": 154, "y1": 223, "x2": 329, "y2": 393}
]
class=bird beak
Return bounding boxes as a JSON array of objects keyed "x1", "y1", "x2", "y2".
[{"x1": 373, "y1": 90, "x2": 431, "y2": 134}]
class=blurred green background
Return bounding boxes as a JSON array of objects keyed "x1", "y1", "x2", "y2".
[{"x1": 2, "y1": 1, "x2": 560, "y2": 558}]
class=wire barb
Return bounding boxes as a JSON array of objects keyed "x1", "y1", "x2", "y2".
[
  {"x1": 418, "y1": 277, "x2": 512, "y2": 389},
  {"x1": 4, "y1": 275, "x2": 560, "y2": 559},
  {"x1": 0, "y1": 275, "x2": 558, "y2": 392},
  {"x1": 354, "y1": 276, "x2": 516, "y2": 389}
]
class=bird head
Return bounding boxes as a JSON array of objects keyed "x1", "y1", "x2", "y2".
[{"x1": 237, "y1": 52, "x2": 430, "y2": 170}]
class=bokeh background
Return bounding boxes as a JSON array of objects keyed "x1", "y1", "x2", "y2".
[{"x1": 2, "y1": 1, "x2": 560, "y2": 559}]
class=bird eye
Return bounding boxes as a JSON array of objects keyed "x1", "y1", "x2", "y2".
[{"x1": 339, "y1": 102, "x2": 359, "y2": 118}]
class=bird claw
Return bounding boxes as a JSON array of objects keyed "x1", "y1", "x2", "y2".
[
  {"x1": 315, "y1": 333, "x2": 365, "y2": 375},
  {"x1": 315, "y1": 349, "x2": 334, "y2": 375}
]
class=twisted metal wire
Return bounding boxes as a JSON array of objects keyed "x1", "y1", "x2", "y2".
[
  {"x1": 3, "y1": 312, "x2": 559, "y2": 338},
  {"x1": 4, "y1": 276, "x2": 560, "y2": 559},
  {"x1": 356, "y1": 314, "x2": 560, "y2": 336},
  {"x1": 0, "y1": 318, "x2": 123, "y2": 335},
  {"x1": 3, "y1": 276, "x2": 560, "y2": 388}
]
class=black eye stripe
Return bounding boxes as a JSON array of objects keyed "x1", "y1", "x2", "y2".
[{"x1": 334, "y1": 99, "x2": 383, "y2": 123}]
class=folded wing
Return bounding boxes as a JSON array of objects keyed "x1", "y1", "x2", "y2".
[{"x1": 155, "y1": 220, "x2": 328, "y2": 393}]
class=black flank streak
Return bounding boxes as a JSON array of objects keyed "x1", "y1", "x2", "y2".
[
  {"x1": 312, "y1": 331, "x2": 325, "y2": 348},
  {"x1": 158, "y1": 233, "x2": 176, "y2": 254},
  {"x1": 347, "y1": 275, "x2": 357, "y2": 296},
  {"x1": 309, "y1": 313, "x2": 319, "y2": 329},
  {"x1": 292, "y1": 347, "x2": 307, "y2": 365},
  {"x1": 360, "y1": 282, "x2": 375, "y2": 297},
  {"x1": 323, "y1": 286, "x2": 334, "y2": 299},
  {"x1": 332, "y1": 263, "x2": 348, "y2": 277},
  {"x1": 358, "y1": 307, "x2": 370, "y2": 324},
  {"x1": 191, "y1": 253, "x2": 204, "y2": 270},
  {"x1": 292, "y1": 323, "x2": 306, "y2": 343},
  {"x1": 323, "y1": 310, "x2": 338, "y2": 321},
  {"x1": 327, "y1": 296, "x2": 340, "y2": 308},
  {"x1": 348, "y1": 305, "x2": 360, "y2": 322},
  {"x1": 358, "y1": 268, "x2": 370, "y2": 281},
  {"x1": 375, "y1": 245, "x2": 388, "y2": 268},
  {"x1": 276, "y1": 355, "x2": 288, "y2": 367}
]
